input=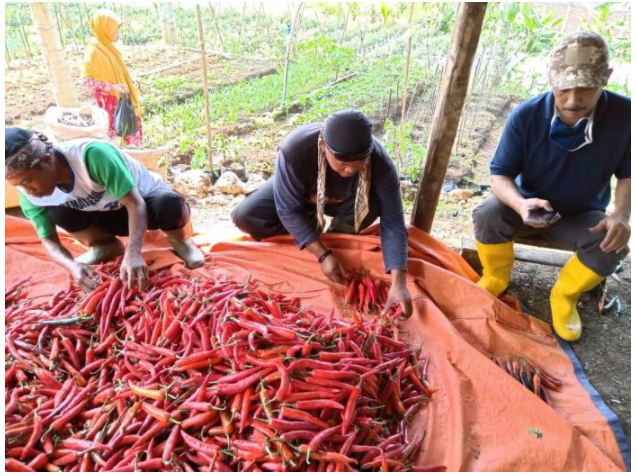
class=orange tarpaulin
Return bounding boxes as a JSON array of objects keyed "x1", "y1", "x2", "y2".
[{"x1": 4, "y1": 215, "x2": 628, "y2": 471}]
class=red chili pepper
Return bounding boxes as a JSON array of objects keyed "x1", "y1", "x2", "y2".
[
  {"x1": 280, "y1": 406, "x2": 330, "y2": 429},
  {"x1": 216, "y1": 367, "x2": 275, "y2": 396},
  {"x1": 129, "y1": 382, "x2": 165, "y2": 401},
  {"x1": 141, "y1": 401, "x2": 173, "y2": 423},
  {"x1": 20, "y1": 413, "x2": 42, "y2": 460},
  {"x1": 341, "y1": 383, "x2": 361, "y2": 435},
  {"x1": 6, "y1": 458, "x2": 37, "y2": 472},
  {"x1": 296, "y1": 399, "x2": 345, "y2": 411},
  {"x1": 180, "y1": 429, "x2": 219, "y2": 456}
]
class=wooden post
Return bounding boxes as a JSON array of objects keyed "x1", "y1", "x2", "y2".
[
  {"x1": 196, "y1": 5, "x2": 213, "y2": 172},
  {"x1": 411, "y1": 2, "x2": 487, "y2": 232},
  {"x1": 31, "y1": 2, "x2": 79, "y2": 107}
]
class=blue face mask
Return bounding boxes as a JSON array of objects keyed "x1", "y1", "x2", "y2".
[{"x1": 549, "y1": 114, "x2": 594, "y2": 152}]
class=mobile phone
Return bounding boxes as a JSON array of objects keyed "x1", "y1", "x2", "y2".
[{"x1": 524, "y1": 209, "x2": 561, "y2": 226}]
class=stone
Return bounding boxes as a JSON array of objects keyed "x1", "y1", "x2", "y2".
[
  {"x1": 446, "y1": 189, "x2": 474, "y2": 202},
  {"x1": 243, "y1": 173, "x2": 267, "y2": 193},
  {"x1": 215, "y1": 171, "x2": 246, "y2": 195},
  {"x1": 170, "y1": 164, "x2": 190, "y2": 176},
  {"x1": 173, "y1": 169, "x2": 213, "y2": 199},
  {"x1": 400, "y1": 180, "x2": 417, "y2": 202}
]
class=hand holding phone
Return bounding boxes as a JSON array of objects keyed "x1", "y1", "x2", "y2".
[{"x1": 523, "y1": 208, "x2": 561, "y2": 226}]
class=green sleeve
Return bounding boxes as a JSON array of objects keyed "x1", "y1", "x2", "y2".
[
  {"x1": 83, "y1": 142, "x2": 135, "y2": 200},
  {"x1": 19, "y1": 191, "x2": 56, "y2": 238}
]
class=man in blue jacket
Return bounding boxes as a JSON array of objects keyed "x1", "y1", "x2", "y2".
[
  {"x1": 472, "y1": 32, "x2": 630, "y2": 341},
  {"x1": 232, "y1": 110, "x2": 413, "y2": 318}
]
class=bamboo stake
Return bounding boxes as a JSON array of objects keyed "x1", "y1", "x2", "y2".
[
  {"x1": 52, "y1": 3, "x2": 65, "y2": 49},
  {"x1": 238, "y1": 2, "x2": 247, "y2": 42},
  {"x1": 282, "y1": 3, "x2": 304, "y2": 106},
  {"x1": 75, "y1": 3, "x2": 87, "y2": 46},
  {"x1": 395, "y1": 78, "x2": 400, "y2": 117},
  {"x1": 338, "y1": 5, "x2": 350, "y2": 44},
  {"x1": 396, "y1": 32, "x2": 413, "y2": 172},
  {"x1": 17, "y1": 25, "x2": 33, "y2": 61},
  {"x1": 6, "y1": 38, "x2": 13, "y2": 64},
  {"x1": 406, "y1": 80, "x2": 420, "y2": 118},
  {"x1": 412, "y1": 2, "x2": 488, "y2": 232},
  {"x1": 196, "y1": 5, "x2": 214, "y2": 172},
  {"x1": 59, "y1": 4, "x2": 81, "y2": 53},
  {"x1": 456, "y1": 50, "x2": 483, "y2": 154},
  {"x1": 208, "y1": 3, "x2": 225, "y2": 49}
]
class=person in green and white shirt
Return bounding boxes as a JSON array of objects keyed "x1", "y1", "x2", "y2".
[{"x1": 5, "y1": 127, "x2": 205, "y2": 291}]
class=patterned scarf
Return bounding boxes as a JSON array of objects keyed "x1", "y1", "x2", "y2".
[
  {"x1": 316, "y1": 134, "x2": 371, "y2": 233},
  {"x1": 5, "y1": 133, "x2": 51, "y2": 179}
]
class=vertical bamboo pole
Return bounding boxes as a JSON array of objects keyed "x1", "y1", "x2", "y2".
[
  {"x1": 208, "y1": 3, "x2": 225, "y2": 49},
  {"x1": 75, "y1": 3, "x2": 87, "y2": 46},
  {"x1": 282, "y1": 3, "x2": 304, "y2": 106},
  {"x1": 31, "y1": 2, "x2": 79, "y2": 107},
  {"x1": 196, "y1": 5, "x2": 214, "y2": 172},
  {"x1": 396, "y1": 32, "x2": 413, "y2": 172},
  {"x1": 52, "y1": 3, "x2": 65, "y2": 49},
  {"x1": 6, "y1": 38, "x2": 13, "y2": 64}
]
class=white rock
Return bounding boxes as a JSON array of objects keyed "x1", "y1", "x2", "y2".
[
  {"x1": 173, "y1": 169, "x2": 213, "y2": 199},
  {"x1": 215, "y1": 171, "x2": 246, "y2": 195},
  {"x1": 446, "y1": 189, "x2": 474, "y2": 202},
  {"x1": 243, "y1": 173, "x2": 266, "y2": 193}
]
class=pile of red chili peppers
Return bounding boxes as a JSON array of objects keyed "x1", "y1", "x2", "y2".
[
  {"x1": 5, "y1": 263, "x2": 443, "y2": 472},
  {"x1": 493, "y1": 355, "x2": 563, "y2": 407},
  {"x1": 344, "y1": 270, "x2": 392, "y2": 314}
]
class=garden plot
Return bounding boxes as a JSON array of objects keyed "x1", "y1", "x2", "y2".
[{"x1": 4, "y1": 44, "x2": 278, "y2": 131}]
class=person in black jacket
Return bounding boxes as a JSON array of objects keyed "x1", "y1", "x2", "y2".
[{"x1": 232, "y1": 110, "x2": 413, "y2": 317}]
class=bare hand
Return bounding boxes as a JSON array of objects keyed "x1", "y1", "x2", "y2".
[
  {"x1": 382, "y1": 280, "x2": 413, "y2": 319},
  {"x1": 69, "y1": 262, "x2": 100, "y2": 293},
  {"x1": 120, "y1": 253, "x2": 149, "y2": 290},
  {"x1": 590, "y1": 214, "x2": 631, "y2": 253},
  {"x1": 321, "y1": 253, "x2": 346, "y2": 284},
  {"x1": 112, "y1": 83, "x2": 129, "y2": 98},
  {"x1": 518, "y1": 198, "x2": 554, "y2": 229}
]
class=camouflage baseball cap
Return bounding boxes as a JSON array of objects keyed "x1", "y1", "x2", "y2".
[{"x1": 549, "y1": 31, "x2": 610, "y2": 90}]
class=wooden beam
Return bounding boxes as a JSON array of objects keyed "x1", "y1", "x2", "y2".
[
  {"x1": 411, "y1": 2, "x2": 488, "y2": 232},
  {"x1": 460, "y1": 236, "x2": 572, "y2": 272}
]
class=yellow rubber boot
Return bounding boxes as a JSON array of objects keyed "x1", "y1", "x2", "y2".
[
  {"x1": 476, "y1": 241, "x2": 514, "y2": 296},
  {"x1": 550, "y1": 254, "x2": 603, "y2": 341}
]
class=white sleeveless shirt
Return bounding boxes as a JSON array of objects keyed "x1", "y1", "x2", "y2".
[{"x1": 21, "y1": 139, "x2": 167, "y2": 212}]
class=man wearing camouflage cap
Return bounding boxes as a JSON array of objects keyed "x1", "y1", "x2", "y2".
[{"x1": 471, "y1": 31, "x2": 630, "y2": 341}]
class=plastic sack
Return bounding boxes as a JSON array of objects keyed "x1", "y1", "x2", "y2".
[
  {"x1": 114, "y1": 93, "x2": 138, "y2": 138},
  {"x1": 43, "y1": 104, "x2": 109, "y2": 141}
]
